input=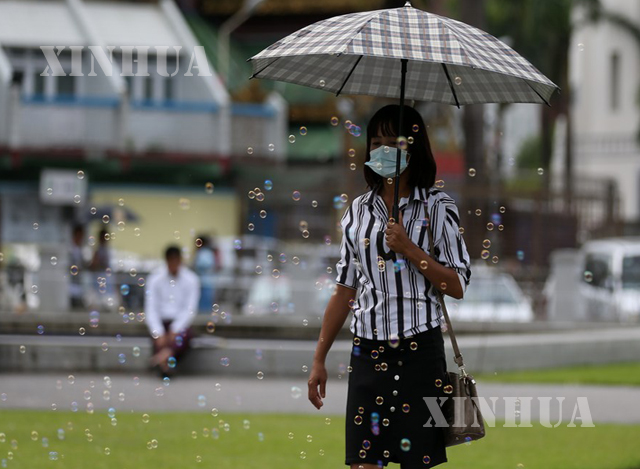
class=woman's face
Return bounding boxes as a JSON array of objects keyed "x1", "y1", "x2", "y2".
[
  {"x1": 370, "y1": 127, "x2": 398, "y2": 152},
  {"x1": 369, "y1": 124, "x2": 412, "y2": 164}
]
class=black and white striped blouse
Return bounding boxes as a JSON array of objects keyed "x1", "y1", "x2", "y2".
[{"x1": 335, "y1": 184, "x2": 472, "y2": 340}]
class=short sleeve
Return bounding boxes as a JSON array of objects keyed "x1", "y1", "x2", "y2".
[
  {"x1": 143, "y1": 270, "x2": 165, "y2": 337},
  {"x1": 433, "y1": 199, "x2": 472, "y2": 296},
  {"x1": 335, "y1": 204, "x2": 358, "y2": 290}
]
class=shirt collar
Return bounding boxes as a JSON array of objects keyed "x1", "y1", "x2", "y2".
[
  {"x1": 364, "y1": 184, "x2": 429, "y2": 211},
  {"x1": 163, "y1": 265, "x2": 182, "y2": 279}
]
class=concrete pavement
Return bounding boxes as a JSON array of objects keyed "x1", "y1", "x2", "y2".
[{"x1": 1, "y1": 372, "x2": 638, "y2": 425}]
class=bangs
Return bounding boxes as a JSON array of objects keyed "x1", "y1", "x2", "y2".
[
  {"x1": 374, "y1": 119, "x2": 398, "y2": 138},
  {"x1": 369, "y1": 105, "x2": 401, "y2": 138}
]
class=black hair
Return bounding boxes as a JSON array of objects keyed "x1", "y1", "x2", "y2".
[
  {"x1": 363, "y1": 104, "x2": 437, "y2": 192},
  {"x1": 196, "y1": 235, "x2": 210, "y2": 248},
  {"x1": 165, "y1": 245, "x2": 182, "y2": 260},
  {"x1": 72, "y1": 224, "x2": 84, "y2": 235}
]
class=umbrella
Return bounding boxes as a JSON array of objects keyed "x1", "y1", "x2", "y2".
[{"x1": 248, "y1": 0, "x2": 559, "y2": 259}]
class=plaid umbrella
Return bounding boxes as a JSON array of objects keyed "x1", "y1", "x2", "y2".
[
  {"x1": 248, "y1": 2, "x2": 558, "y2": 105},
  {"x1": 248, "y1": 1, "x2": 559, "y2": 258}
]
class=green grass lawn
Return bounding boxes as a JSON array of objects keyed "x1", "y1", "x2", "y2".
[
  {"x1": 473, "y1": 361, "x2": 640, "y2": 387},
  {"x1": 1, "y1": 410, "x2": 639, "y2": 469}
]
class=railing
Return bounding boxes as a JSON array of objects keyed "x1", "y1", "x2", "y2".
[
  {"x1": 17, "y1": 94, "x2": 120, "y2": 151},
  {"x1": 0, "y1": 85, "x2": 288, "y2": 158},
  {"x1": 230, "y1": 92, "x2": 288, "y2": 160}
]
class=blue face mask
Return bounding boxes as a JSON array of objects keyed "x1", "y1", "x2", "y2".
[{"x1": 365, "y1": 145, "x2": 410, "y2": 178}]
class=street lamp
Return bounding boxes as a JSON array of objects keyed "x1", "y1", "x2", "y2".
[{"x1": 217, "y1": 0, "x2": 264, "y2": 86}]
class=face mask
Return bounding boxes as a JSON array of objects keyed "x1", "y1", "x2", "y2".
[{"x1": 365, "y1": 145, "x2": 410, "y2": 178}]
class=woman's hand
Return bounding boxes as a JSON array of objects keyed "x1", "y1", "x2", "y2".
[
  {"x1": 385, "y1": 210, "x2": 412, "y2": 256},
  {"x1": 308, "y1": 361, "x2": 328, "y2": 410}
]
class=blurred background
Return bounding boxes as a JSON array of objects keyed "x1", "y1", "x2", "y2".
[
  {"x1": 1, "y1": 1, "x2": 640, "y2": 468},
  {"x1": 0, "y1": 0, "x2": 638, "y2": 371}
]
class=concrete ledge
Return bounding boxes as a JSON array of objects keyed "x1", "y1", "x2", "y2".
[
  {"x1": 0, "y1": 335, "x2": 226, "y2": 374},
  {"x1": 2, "y1": 326, "x2": 639, "y2": 377},
  {"x1": 0, "y1": 310, "x2": 624, "y2": 340}
]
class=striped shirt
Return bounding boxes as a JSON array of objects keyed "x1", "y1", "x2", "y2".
[{"x1": 335, "y1": 184, "x2": 472, "y2": 340}]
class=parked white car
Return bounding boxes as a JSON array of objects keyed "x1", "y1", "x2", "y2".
[
  {"x1": 447, "y1": 264, "x2": 534, "y2": 322},
  {"x1": 576, "y1": 237, "x2": 640, "y2": 323}
]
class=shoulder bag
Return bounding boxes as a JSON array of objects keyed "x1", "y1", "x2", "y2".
[{"x1": 426, "y1": 213, "x2": 486, "y2": 447}]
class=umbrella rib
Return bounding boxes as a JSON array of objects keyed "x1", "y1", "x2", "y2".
[
  {"x1": 525, "y1": 80, "x2": 552, "y2": 107},
  {"x1": 336, "y1": 55, "x2": 363, "y2": 97},
  {"x1": 441, "y1": 63, "x2": 461, "y2": 109},
  {"x1": 249, "y1": 57, "x2": 282, "y2": 79}
]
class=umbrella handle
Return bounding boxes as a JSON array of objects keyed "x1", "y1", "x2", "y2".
[{"x1": 376, "y1": 230, "x2": 397, "y2": 262}]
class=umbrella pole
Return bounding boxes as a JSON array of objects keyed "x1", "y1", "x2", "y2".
[
  {"x1": 377, "y1": 58, "x2": 408, "y2": 262},
  {"x1": 392, "y1": 58, "x2": 408, "y2": 222}
]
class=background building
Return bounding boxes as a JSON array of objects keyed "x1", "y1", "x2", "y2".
[{"x1": 568, "y1": 0, "x2": 640, "y2": 222}]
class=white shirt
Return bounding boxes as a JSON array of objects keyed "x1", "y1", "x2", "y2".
[
  {"x1": 144, "y1": 265, "x2": 200, "y2": 337},
  {"x1": 335, "y1": 184, "x2": 472, "y2": 340}
]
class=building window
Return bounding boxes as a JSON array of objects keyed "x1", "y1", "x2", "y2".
[
  {"x1": 144, "y1": 75, "x2": 154, "y2": 101},
  {"x1": 166, "y1": 77, "x2": 174, "y2": 101},
  {"x1": 11, "y1": 70, "x2": 24, "y2": 86},
  {"x1": 584, "y1": 254, "x2": 612, "y2": 288},
  {"x1": 5, "y1": 47, "x2": 24, "y2": 60},
  {"x1": 124, "y1": 75, "x2": 133, "y2": 97},
  {"x1": 610, "y1": 52, "x2": 620, "y2": 111},
  {"x1": 34, "y1": 73, "x2": 45, "y2": 96},
  {"x1": 57, "y1": 74, "x2": 74, "y2": 96}
]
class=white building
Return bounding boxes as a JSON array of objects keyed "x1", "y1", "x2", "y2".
[
  {"x1": 569, "y1": 0, "x2": 640, "y2": 222},
  {"x1": 0, "y1": 0, "x2": 287, "y2": 159},
  {"x1": 0, "y1": 0, "x2": 288, "y2": 313}
]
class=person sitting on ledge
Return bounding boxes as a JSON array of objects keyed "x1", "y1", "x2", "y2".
[{"x1": 144, "y1": 245, "x2": 200, "y2": 378}]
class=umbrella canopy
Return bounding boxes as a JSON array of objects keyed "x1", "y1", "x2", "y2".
[{"x1": 248, "y1": 1, "x2": 559, "y2": 107}]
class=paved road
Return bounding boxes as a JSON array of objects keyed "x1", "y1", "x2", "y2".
[{"x1": 1, "y1": 372, "x2": 638, "y2": 425}]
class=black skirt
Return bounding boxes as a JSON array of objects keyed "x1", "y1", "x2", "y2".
[{"x1": 345, "y1": 326, "x2": 449, "y2": 468}]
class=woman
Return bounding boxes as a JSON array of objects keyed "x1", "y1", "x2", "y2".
[{"x1": 308, "y1": 104, "x2": 472, "y2": 469}]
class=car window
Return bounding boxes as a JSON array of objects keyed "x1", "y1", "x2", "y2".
[
  {"x1": 460, "y1": 277, "x2": 518, "y2": 304},
  {"x1": 622, "y1": 255, "x2": 640, "y2": 290},
  {"x1": 583, "y1": 253, "x2": 611, "y2": 288}
]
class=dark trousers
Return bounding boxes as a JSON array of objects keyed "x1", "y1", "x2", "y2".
[{"x1": 152, "y1": 320, "x2": 194, "y2": 367}]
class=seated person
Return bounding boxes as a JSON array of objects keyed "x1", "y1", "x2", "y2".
[{"x1": 144, "y1": 245, "x2": 200, "y2": 377}]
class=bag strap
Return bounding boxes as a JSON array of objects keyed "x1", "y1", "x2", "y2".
[{"x1": 426, "y1": 211, "x2": 468, "y2": 378}]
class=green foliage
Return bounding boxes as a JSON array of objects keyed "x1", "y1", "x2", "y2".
[
  {"x1": 500, "y1": 134, "x2": 545, "y2": 192},
  {"x1": 515, "y1": 134, "x2": 543, "y2": 170},
  {"x1": 475, "y1": 360, "x2": 640, "y2": 386},
  {"x1": 485, "y1": 0, "x2": 573, "y2": 79},
  {"x1": 484, "y1": 0, "x2": 640, "y2": 147}
]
